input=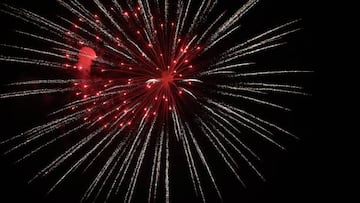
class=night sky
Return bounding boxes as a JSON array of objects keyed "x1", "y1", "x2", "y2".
[{"x1": 0, "y1": 0, "x2": 328, "y2": 202}]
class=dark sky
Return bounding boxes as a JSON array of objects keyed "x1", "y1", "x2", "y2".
[{"x1": 0, "y1": 0, "x2": 329, "y2": 202}]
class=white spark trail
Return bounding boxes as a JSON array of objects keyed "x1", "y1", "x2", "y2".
[
  {"x1": 125, "y1": 118, "x2": 157, "y2": 203},
  {"x1": 14, "y1": 30, "x2": 76, "y2": 50},
  {"x1": 216, "y1": 27, "x2": 301, "y2": 65},
  {"x1": 7, "y1": 79, "x2": 83, "y2": 86},
  {"x1": 148, "y1": 129, "x2": 163, "y2": 203},
  {"x1": 206, "y1": 112, "x2": 260, "y2": 160},
  {"x1": 224, "y1": 104, "x2": 298, "y2": 139},
  {"x1": 209, "y1": 100, "x2": 285, "y2": 150},
  {"x1": 1, "y1": 44, "x2": 68, "y2": 59},
  {"x1": 200, "y1": 62, "x2": 255, "y2": 76},
  {"x1": 188, "y1": 0, "x2": 207, "y2": 34},
  {"x1": 179, "y1": 0, "x2": 192, "y2": 35},
  {"x1": 233, "y1": 70, "x2": 313, "y2": 77},
  {"x1": 209, "y1": 120, "x2": 264, "y2": 180},
  {"x1": 47, "y1": 127, "x2": 119, "y2": 195},
  {"x1": 202, "y1": 103, "x2": 262, "y2": 169},
  {"x1": 205, "y1": 25, "x2": 241, "y2": 52},
  {"x1": 196, "y1": 12, "x2": 225, "y2": 45},
  {"x1": 214, "y1": 43, "x2": 286, "y2": 67},
  {"x1": 0, "y1": 56, "x2": 64, "y2": 69},
  {"x1": 2, "y1": 111, "x2": 85, "y2": 154},
  {"x1": 183, "y1": 122, "x2": 206, "y2": 202},
  {"x1": 223, "y1": 20, "x2": 301, "y2": 56},
  {"x1": 81, "y1": 128, "x2": 127, "y2": 202},
  {"x1": 112, "y1": 113, "x2": 150, "y2": 195},
  {"x1": 29, "y1": 127, "x2": 104, "y2": 183},
  {"x1": 214, "y1": 90, "x2": 291, "y2": 111},
  {"x1": 164, "y1": 0, "x2": 169, "y2": 23},
  {"x1": 0, "y1": 88, "x2": 75, "y2": 99},
  {"x1": 103, "y1": 135, "x2": 138, "y2": 202},
  {"x1": 15, "y1": 122, "x2": 89, "y2": 164},
  {"x1": 165, "y1": 129, "x2": 170, "y2": 203},
  {"x1": 187, "y1": 123, "x2": 223, "y2": 202},
  {"x1": 209, "y1": 0, "x2": 259, "y2": 45},
  {"x1": 197, "y1": 117, "x2": 246, "y2": 184}
]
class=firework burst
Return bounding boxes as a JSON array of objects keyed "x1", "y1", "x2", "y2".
[{"x1": 0, "y1": 0, "x2": 310, "y2": 202}]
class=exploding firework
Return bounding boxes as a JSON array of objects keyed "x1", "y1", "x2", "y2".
[{"x1": 0, "y1": 0, "x2": 310, "y2": 202}]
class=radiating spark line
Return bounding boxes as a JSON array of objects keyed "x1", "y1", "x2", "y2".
[
  {"x1": 148, "y1": 129, "x2": 162, "y2": 203},
  {"x1": 206, "y1": 112, "x2": 261, "y2": 160},
  {"x1": 0, "y1": 56, "x2": 64, "y2": 69},
  {"x1": 200, "y1": 62, "x2": 255, "y2": 76},
  {"x1": 15, "y1": 122, "x2": 89, "y2": 164},
  {"x1": 222, "y1": 19, "x2": 300, "y2": 57},
  {"x1": 47, "y1": 127, "x2": 119, "y2": 195},
  {"x1": 42, "y1": 127, "x2": 105, "y2": 177},
  {"x1": 233, "y1": 70, "x2": 313, "y2": 77},
  {"x1": 7, "y1": 79, "x2": 83, "y2": 86},
  {"x1": 187, "y1": 122, "x2": 223, "y2": 201},
  {"x1": 14, "y1": 30, "x2": 76, "y2": 50},
  {"x1": 165, "y1": 129, "x2": 170, "y2": 203},
  {"x1": 0, "y1": 88, "x2": 76, "y2": 99},
  {"x1": 198, "y1": 117, "x2": 246, "y2": 183},
  {"x1": 213, "y1": 91, "x2": 291, "y2": 111},
  {"x1": 210, "y1": 0, "x2": 258, "y2": 44},
  {"x1": 83, "y1": 129, "x2": 128, "y2": 202},
  {"x1": 125, "y1": 118, "x2": 157, "y2": 203},
  {"x1": 153, "y1": 128, "x2": 164, "y2": 202},
  {"x1": 214, "y1": 43, "x2": 287, "y2": 67},
  {"x1": 183, "y1": 122, "x2": 206, "y2": 202},
  {"x1": 209, "y1": 100, "x2": 285, "y2": 150}
]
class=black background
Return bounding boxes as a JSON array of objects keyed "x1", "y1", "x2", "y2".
[{"x1": 0, "y1": 0, "x2": 331, "y2": 202}]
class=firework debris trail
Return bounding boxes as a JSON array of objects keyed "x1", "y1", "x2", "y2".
[{"x1": 0, "y1": 0, "x2": 311, "y2": 202}]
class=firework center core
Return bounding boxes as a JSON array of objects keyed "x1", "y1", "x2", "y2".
[{"x1": 161, "y1": 71, "x2": 174, "y2": 85}]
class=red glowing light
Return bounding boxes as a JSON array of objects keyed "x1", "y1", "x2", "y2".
[
  {"x1": 76, "y1": 47, "x2": 97, "y2": 77},
  {"x1": 161, "y1": 71, "x2": 174, "y2": 85},
  {"x1": 64, "y1": 9, "x2": 205, "y2": 133}
]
